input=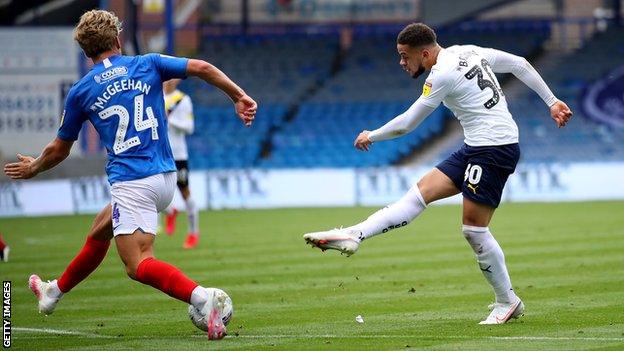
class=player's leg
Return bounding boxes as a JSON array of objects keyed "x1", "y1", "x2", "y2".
[
  {"x1": 177, "y1": 161, "x2": 199, "y2": 249},
  {"x1": 58, "y1": 204, "x2": 113, "y2": 291},
  {"x1": 164, "y1": 206, "x2": 178, "y2": 235},
  {"x1": 113, "y1": 172, "x2": 225, "y2": 338},
  {"x1": 304, "y1": 167, "x2": 460, "y2": 255},
  {"x1": 115, "y1": 231, "x2": 192, "y2": 297},
  {"x1": 462, "y1": 199, "x2": 523, "y2": 324},
  {"x1": 458, "y1": 143, "x2": 523, "y2": 324},
  {"x1": 115, "y1": 231, "x2": 224, "y2": 338},
  {"x1": 164, "y1": 160, "x2": 186, "y2": 236},
  {"x1": 354, "y1": 168, "x2": 458, "y2": 238},
  {"x1": 28, "y1": 204, "x2": 113, "y2": 315},
  {"x1": 462, "y1": 199, "x2": 517, "y2": 303},
  {"x1": 0, "y1": 234, "x2": 9, "y2": 262}
]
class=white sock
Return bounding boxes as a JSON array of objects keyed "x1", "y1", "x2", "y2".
[
  {"x1": 185, "y1": 197, "x2": 199, "y2": 235},
  {"x1": 190, "y1": 286, "x2": 209, "y2": 309},
  {"x1": 350, "y1": 185, "x2": 426, "y2": 240},
  {"x1": 48, "y1": 280, "x2": 63, "y2": 299},
  {"x1": 462, "y1": 225, "x2": 518, "y2": 304}
]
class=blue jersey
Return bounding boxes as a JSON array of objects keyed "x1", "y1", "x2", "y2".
[{"x1": 58, "y1": 54, "x2": 189, "y2": 184}]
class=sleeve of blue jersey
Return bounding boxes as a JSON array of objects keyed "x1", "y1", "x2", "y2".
[
  {"x1": 149, "y1": 53, "x2": 189, "y2": 81},
  {"x1": 57, "y1": 88, "x2": 86, "y2": 141}
]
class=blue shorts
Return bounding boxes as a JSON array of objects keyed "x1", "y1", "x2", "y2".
[{"x1": 436, "y1": 143, "x2": 520, "y2": 208}]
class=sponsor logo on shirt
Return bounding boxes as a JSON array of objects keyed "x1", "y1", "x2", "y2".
[
  {"x1": 423, "y1": 81, "x2": 432, "y2": 97},
  {"x1": 94, "y1": 66, "x2": 128, "y2": 84}
]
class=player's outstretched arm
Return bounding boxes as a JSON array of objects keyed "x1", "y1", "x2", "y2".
[
  {"x1": 354, "y1": 99, "x2": 435, "y2": 151},
  {"x1": 186, "y1": 59, "x2": 257, "y2": 127},
  {"x1": 3, "y1": 138, "x2": 73, "y2": 179},
  {"x1": 480, "y1": 47, "x2": 573, "y2": 127}
]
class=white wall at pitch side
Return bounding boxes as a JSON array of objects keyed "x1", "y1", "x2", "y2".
[{"x1": 1, "y1": 162, "x2": 623, "y2": 217}]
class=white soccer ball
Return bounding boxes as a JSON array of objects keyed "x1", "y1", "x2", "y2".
[{"x1": 188, "y1": 287, "x2": 233, "y2": 331}]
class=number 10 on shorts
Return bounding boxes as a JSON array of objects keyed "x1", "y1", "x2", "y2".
[{"x1": 464, "y1": 164, "x2": 482, "y2": 184}]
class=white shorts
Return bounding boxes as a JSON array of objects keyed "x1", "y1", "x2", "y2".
[{"x1": 110, "y1": 172, "x2": 176, "y2": 236}]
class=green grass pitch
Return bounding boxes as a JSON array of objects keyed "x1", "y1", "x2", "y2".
[{"x1": 1, "y1": 201, "x2": 623, "y2": 350}]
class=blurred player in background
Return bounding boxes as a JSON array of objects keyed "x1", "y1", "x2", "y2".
[
  {"x1": 304, "y1": 23, "x2": 572, "y2": 325},
  {"x1": 161, "y1": 79, "x2": 200, "y2": 249},
  {"x1": 3, "y1": 10, "x2": 256, "y2": 339},
  {"x1": 0, "y1": 234, "x2": 9, "y2": 262}
]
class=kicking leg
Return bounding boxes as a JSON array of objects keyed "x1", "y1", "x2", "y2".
[
  {"x1": 0, "y1": 234, "x2": 9, "y2": 262},
  {"x1": 115, "y1": 230, "x2": 225, "y2": 339},
  {"x1": 304, "y1": 168, "x2": 459, "y2": 255},
  {"x1": 462, "y1": 198, "x2": 523, "y2": 324},
  {"x1": 180, "y1": 185, "x2": 200, "y2": 249},
  {"x1": 29, "y1": 204, "x2": 113, "y2": 315}
]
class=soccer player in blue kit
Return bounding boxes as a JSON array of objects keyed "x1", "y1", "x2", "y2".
[{"x1": 3, "y1": 10, "x2": 256, "y2": 339}]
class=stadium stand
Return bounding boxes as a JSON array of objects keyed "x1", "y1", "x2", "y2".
[
  {"x1": 181, "y1": 34, "x2": 337, "y2": 169},
  {"x1": 438, "y1": 25, "x2": 624, "y2": 163},
  {"x1": 183, "y1": 22, "x2": 557, "y2": 169}
]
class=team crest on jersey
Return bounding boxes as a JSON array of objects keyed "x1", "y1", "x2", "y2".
[
  {"x1": 423, "y1": 81, "x2": 432, "y2": 97},
  {"x1": 94, "y1": 66, "x2": 128, "y2": 84}
]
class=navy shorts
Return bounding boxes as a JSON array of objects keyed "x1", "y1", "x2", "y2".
[
  {"x1": 175, "y1": 160, "x2": 189, "y2": 188},
  {"x1": 436, "y1": 143, "x2": 520, "y2": 208}
]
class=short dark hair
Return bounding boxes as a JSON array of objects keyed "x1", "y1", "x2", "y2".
[{"x1": 397, "y1": 23, "x2": 437, "y2": 48}]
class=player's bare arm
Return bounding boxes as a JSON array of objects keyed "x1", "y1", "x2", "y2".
[
  {"x1": 4, "y1": 137, "x2": 73, "y2": 179},
  {"x1": 186, "y1": 59, "x2": 257, "y2": 127}
]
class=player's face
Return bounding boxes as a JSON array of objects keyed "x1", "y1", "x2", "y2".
[{"x1": 397, "y1": 43, "x2": 426, "y2": 79}]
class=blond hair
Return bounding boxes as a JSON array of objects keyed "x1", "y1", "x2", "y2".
[{"x1": 74, "y1": 10, "x2": 122, "y2": 58}]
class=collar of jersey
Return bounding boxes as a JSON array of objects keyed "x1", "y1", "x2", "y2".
[{"x1": 95, "y1": 54, "x2": 122, "y2": 67}]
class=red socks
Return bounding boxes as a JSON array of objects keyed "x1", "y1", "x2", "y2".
[
  {"x1": 56, "y1": 236, "x2": 198, "y2": 304},
  {"x1": 135, "y1": 257, "x2": 198, "y2": 304},
  {"x1": 0, "y1": 235, "x2": 6, "y2": 250},
  {"x1": 57, "y1": 236, "x2": 111, "y2": 293}
]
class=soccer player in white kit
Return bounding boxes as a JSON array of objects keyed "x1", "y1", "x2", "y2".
[
  {"x1": 162, "y1": 78, "x2": 200, "y2": 249},
  {"x1": 304, "y1": 23, "x2": 572, "y2": 324}
]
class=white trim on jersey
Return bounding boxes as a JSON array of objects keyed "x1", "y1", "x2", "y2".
[{"x1": 103, "y1": 58, "x2": 112, "y2": 68}]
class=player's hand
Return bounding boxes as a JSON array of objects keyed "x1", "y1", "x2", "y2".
[
  {"x1": 354, "y1": 131, "x2": 373, "y2": 151},
  {"x1": 4, "y1": 154, "x2": 36, "y2": 179},
  {"x1": 550, "y1": 100, "x2": 572, "y2": 128},
  {"x1": 234, "y1": 94, "x2": 257, "y2": 127}
]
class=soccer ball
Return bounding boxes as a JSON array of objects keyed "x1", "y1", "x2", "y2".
[{"x1": 188, "y1": 287, "x2": 233, "y2": 331}]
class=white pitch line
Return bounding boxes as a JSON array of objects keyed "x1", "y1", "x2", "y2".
[
  {"x1": 489, "y1": 336, "x2": 624, "y2": 342},
  {"x1": 13, "y1": 327, "x2": 116, "y2": 339},
  {"x1": 233, "y1": 335, "x2": 624, "y2": 342},
  {"x1": 13, "y1": 328, "x2": 624, "y2": 342}
]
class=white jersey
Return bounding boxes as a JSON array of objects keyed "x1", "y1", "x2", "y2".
[
  {"x1": 164, "y1": 89, "x2": 194, "y2": 160},
  {"x1": 419, "y1": 45, "x2": 518, "y2": 146}
]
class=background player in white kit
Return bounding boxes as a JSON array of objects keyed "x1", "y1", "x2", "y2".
[
  {"x1": 304, "y1": 23, "x2": 572, "y2": 324},
  {"x1": 162, "y1": 79, "x2": 200, "y2": 249}
]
